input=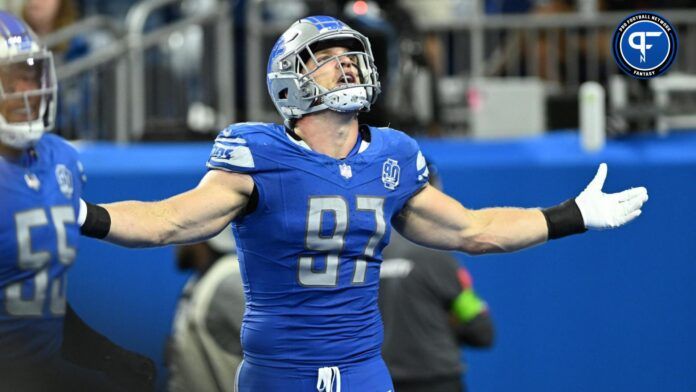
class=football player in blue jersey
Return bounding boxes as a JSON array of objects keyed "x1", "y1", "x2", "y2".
[
  {"x1": 0, "y1": 11, "x2": 154, "y2": 391},
  {"x1": 79, "y1": 16, "x2": 649, "y2": 392},
  {"x1": 0, "y1": 9, "x2": 82, "y2": 385}
]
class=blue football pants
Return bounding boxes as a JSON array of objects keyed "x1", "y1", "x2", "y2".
[{"x1": 236, "y1": 355, "x2": 395, "y2": 392}]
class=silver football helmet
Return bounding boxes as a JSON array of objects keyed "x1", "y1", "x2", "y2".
[
  {"x1": 266, "y1": 16, "x2": 380, "y2": 127},
  {"x1": 0, "y1": 11, "x2": 57, "y2": 149}
]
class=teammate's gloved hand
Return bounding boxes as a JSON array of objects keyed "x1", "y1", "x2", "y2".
[{"x1": 575, "y1": 163, "x2": 648, "y2": 230}]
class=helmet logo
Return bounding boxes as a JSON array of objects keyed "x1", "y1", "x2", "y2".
[
  {"x1": 304, "y1": 16, "x2": 347, "y2": 32},
  {"x1": 268, "y1": 36, "x2": 287, "y2": 73}
]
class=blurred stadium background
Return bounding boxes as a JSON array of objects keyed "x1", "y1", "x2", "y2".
[{"x1": 3, "y1": 0, "x2": 695, "y2": 390}]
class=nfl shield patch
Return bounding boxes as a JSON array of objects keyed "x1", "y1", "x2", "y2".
[
  {"x1": 339, "y1": 163, "x2": 352, "y2": 179},
  {"x1": 24, "y1": 173, "x2": 41, "y2": 191}
]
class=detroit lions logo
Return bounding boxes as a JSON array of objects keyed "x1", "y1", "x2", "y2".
[
  {"x1": 382, "y1": 159, "x2": 400, "y2": 190},
  {"x1": 55, "y1": 164, "x2": 74, "y2": 199},
  {"x1": 268, "y1": 34, "x2": 287, "y2": 73},
  {"x1": 209, "y1": 142, "x2": 255, "y2": 169}
]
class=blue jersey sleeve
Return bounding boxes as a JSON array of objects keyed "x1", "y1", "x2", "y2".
[
  {"x1": 41, "y1": 134, "x2": 86, "y2": 199},
  {"x1": 206, "y1": 123, "x2": 278, "y2": 174},
  {"x1": 373, "y1": 127, "x2": 430, "y2": 219},
  {"x1": 413, "y1": 145, "x2": 430, "y2": 191},
  {"x1": 386, "y1": 128, "x2": 429, "y2": 196}
]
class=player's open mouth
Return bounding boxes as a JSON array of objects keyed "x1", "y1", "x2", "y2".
[{"x1": 337, "y1": 74, "x2": 356, "y2": 85}]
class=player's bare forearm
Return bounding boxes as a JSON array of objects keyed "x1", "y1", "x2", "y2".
[
  {"x1": 102, "y1": 170, "x2": 253, "y2": 247},
  {"x1": 394, "y1": 185, "x2": 547, "y2": 255},
  {"x1": 103, "y1": 197, "x2": 211, "y2": 247},
  {"x1": 459, "y1": 207, "x2": 547, "y2": 254}
]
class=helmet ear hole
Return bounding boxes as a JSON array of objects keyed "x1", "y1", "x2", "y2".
[{"x1": 278, "y1": 88, "x2": 288, "y2": 99}]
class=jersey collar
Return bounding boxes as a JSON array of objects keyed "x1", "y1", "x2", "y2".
[{"x1": 284, "y1": 125, "x2": 371, "y2": 158}]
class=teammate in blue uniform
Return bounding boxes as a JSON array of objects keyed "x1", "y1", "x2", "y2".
[
  {"x1": 0, "y1": 12, "x2": 154, "y2": 391},
  {"x1": 0, "y1": 7, "x2": 81, "y2": 367},
  {"x1": 79, "y1": 16, "x2": 649, "y2": 392}
]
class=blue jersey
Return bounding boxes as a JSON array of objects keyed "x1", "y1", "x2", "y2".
[
  {"x1": 0, "y1": 134, "x2": 84, "y2": 365},
  {"x1": 207, "y1": 123, "x2": 428, "y2": 369}
]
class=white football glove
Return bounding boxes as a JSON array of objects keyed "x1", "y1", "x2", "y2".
[{"x1": 575, "y1": 163, "x2": 648, "y2": 230}]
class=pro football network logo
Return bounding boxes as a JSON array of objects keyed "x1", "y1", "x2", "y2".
[{"x1": 612, "y1": 12, "x2": 678, "y2": 79}]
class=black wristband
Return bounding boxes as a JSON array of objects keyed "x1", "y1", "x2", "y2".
[
  {"x1": 80, "y1": 202, "x2": 111, "y2": 239},
  {"x1": 542, "y1": 199, "x2": 587, "y2": 240}
]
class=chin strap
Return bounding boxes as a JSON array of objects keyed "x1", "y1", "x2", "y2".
[{"x1": 0, "y1": 122, "x2": 44, "y2": 149}]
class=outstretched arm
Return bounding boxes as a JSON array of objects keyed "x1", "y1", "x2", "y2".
[
  {"x1": 80, "y1": 170, "x2": 254, "y2": 247},
  {"x1": 393, "y1": 163, "x2": 648, "y2": 255},
  {"x1": 393, "y1": 185, "x2": 548, "y2": 254}
]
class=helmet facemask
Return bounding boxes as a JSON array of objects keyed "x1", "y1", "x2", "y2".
[
  {"x1": 296, "y1": 46, "x2": 378, "y2": 113},
  {"x1": 0, "y1": 48, "x2": 57, "y2": 149}
]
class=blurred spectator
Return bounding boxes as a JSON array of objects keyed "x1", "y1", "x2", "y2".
[
  {"x1": 487, "y1": 0, "x2": 613, "y2": 130},
  {"x1": 22, "y1": 0, "x2": 95, "y2": 139},
  {"x1": 22, "y1": 0, "x2": 77, "y2": 36},
  {"x1": 0, "y1": 0, "x2": 24, "y2": 15},
  {"x1": 166, "y1": 225, "x2": 245, "y2": 392},
  {"x1": 487, "y1": 0, "x2": 613, "y2": 82},
  {"x1": 532, "y1": 0, "x2": 582, "y2": 82},
  {"x1": 379, "y1": 162, "x2": 494, "y2": 392},
  {"x1": 22, "y1": 0, "x2": 86, "y2": 60}
]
